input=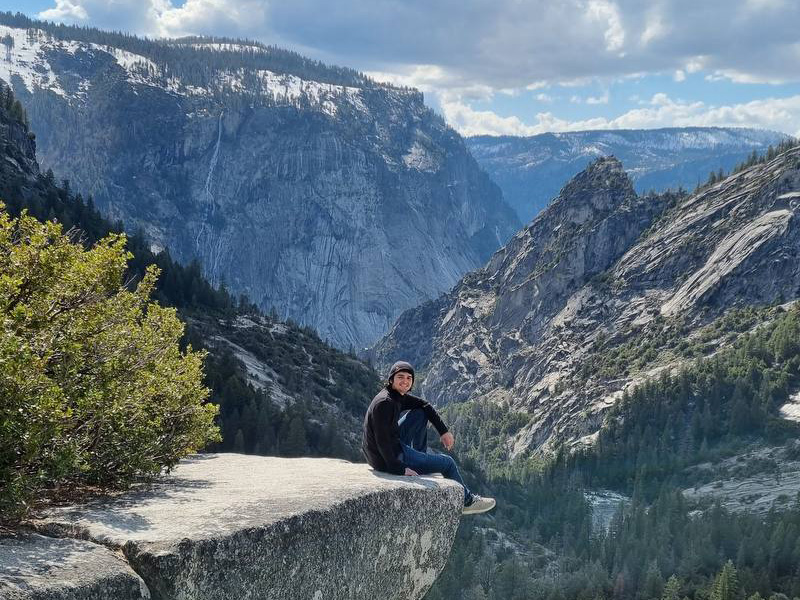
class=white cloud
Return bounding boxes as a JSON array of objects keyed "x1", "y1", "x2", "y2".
[
  {"x1": 570, "y1": 95, "x2": 583, "y2": 104},
  {"x1": 559, "y1": 77, "x2": 595, "y2": 88},
  {"x1": 586, "y1": 90, "x2": 610, "y2": 104},
  {"x1": 39, "y1": 0, "x2": 89, "y2": 21},
  {"x1": 441, "y1": 92, "x2": 800, "y2": 137},
  {"x1": 685, "y1": 57, "x2": 706, "y2": 74},
  {"x1": 707, "y1": 69, "x2": 789, "y2": 85},
  {"x1": 365, "y1": 65, "x2": 494, "y2": 102},
  {"x1": 37, "y1": 0, "x2": 269, "y2": 40},
  {"x1": 586, "y1": 0, "x2": 625, "y2": 52},
  {"x1": 640, "y1": 8, "x2": 668, "y2": 45},
  {"x1": 440, "y1": 101, "x2": 541, "y2": 137},
  {"x1": 673, "y1": 69, "x2": 686, "y2": 82},
  {"x1": 526, "y1": 81, "x2": 549, "y2": 91},
  {"x1": 536, "y1": 93, "x2": 554, "y2": 103}
]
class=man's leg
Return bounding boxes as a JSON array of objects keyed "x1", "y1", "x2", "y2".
[
  {"x1": 397, "y1": 408, "x2": 428, "y2": 452},
  {"x1": 400, "y1": 442, "x2": 474, "y2": 505}
]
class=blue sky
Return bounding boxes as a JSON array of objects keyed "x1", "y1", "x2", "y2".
[{"x1": 3, "y1": 0, "x2": 800, "y2": 137}]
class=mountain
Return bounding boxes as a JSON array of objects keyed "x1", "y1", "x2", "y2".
[
  {"x1": 0, "y1": 81, "x2": 379, "y2": 464},
  {"x1": 468, "y1": 127, "x2": 790, "y2": 222},
  {"x1": 373, "y1": 142, "x2": 800, "y2": 457},
  {"x1": 0, "y1": 13, "x2": 519, "y2": 350}
]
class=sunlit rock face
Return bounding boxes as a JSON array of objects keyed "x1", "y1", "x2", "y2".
[
  {"x1": 0, "y1": 20, "x2": 519, "y2": 349},
  {"x1": 12, "y1": 454, "x2": 462, "y2": 600},
  {"x1": 374, "y1": 147, "x2": 800, "y2": 456}
]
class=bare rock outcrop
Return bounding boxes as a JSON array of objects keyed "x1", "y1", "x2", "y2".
[
  {"x1": 0, "y1": 534, "x2": 149, "y2": 599},
  {"x1": 1, "y1": 454, "x2": 462, "y2": 600}
]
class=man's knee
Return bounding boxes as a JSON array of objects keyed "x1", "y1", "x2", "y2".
[
  {"x1": 441, "y1": 454, "x2": 457, "y2": 475},
  {"x1": 405, "y1": 408, "x2": 427, "y2": 425},
  {"x1": 398, "y1": 408, "x2": 427, "y2": 432}
]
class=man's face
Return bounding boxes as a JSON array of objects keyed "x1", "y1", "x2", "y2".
[{"x1": 391, "y1": 371, "x2": 413, "y2": 395}]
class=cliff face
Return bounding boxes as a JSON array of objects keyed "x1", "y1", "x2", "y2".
[
  {"x1": 468, "y1": 127, "x2": 789, "y2": 222},
  {"x1": 0, "y1": 20, "x2": 519, "y2": 349},
  {"x1": 374, "y1": 147, "x2": 800, "y2": 456},
  {"x1": 1, "y1": 455, "x2": 462, "y2": 600}
]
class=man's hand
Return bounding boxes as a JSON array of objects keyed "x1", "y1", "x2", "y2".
[
  {"x1": 404, "y1": 467, "x2": 419, "y2": 476},
  {"x1": 441, "y1": 432, "x2": 455, "y2": 451}
]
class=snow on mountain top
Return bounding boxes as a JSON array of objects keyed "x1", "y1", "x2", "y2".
[
  {"x1": 0, "y1": 24, "x2": 370, "y2": 116},
  {"x1": 0, "y1": 25, "x2": 74, "y2": 97},
  {"x1": 0, "y1": 24, "x2": 157, "y2": 98},
  {"x1": 108, "y1": 47, "x2": 158, "y2": 73}
]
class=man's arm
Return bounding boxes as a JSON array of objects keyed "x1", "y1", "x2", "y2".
[{"x1": 372, "y1": 401, "x2": 406, "y2": 475}]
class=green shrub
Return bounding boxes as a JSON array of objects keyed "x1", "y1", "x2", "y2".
[{"x1": 0, "y1": 207, "x2": 219, "y2": 519}]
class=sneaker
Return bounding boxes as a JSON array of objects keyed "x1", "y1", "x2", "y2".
[{"x1": 462, "y1": 495, "x2": 496, "y2": 515}]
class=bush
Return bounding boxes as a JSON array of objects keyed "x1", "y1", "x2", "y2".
[{"x1": 0, "y1": 207, "x2": 219, "y2": 519}]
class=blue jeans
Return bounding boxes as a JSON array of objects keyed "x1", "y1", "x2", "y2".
[{"x1": 397, "y1": 409, "x2": 474, "y2": 505}]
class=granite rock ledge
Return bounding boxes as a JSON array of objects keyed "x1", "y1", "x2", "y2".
[{"x1": 1, "y1": 454, "x2": 463, "y2": 600}]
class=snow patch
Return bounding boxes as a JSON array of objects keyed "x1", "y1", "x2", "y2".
[
  {"x1": 0, "y1": 25, "x2": 69, "y2": 97},
  {"x1": 402, "y1": 141, "x2": 440, "y2": 172}
]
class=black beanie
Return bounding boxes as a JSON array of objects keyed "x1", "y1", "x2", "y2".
[{"x1": 387, "y1": 361, "x2": 415, "y2": 383}]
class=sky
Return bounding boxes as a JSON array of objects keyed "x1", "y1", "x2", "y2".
[{"x1": 3, "y1": 0, "x2": 800, "y2": 137}]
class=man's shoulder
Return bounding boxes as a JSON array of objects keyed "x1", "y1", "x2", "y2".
[
  {"x1": 369, "y1": 388, "x2": 391, "y2": 407},
  {"x1": 372, "y1": 387, "x2": 390, "y2": 400}
]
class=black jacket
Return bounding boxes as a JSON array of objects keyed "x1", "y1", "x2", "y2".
[{"x1": 362, "y1": 387, "x2": 448, "y2": 475}]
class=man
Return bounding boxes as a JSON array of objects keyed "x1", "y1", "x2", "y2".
[{"x1": 362, "y1": 360, "x2": 496, "y2": 515}]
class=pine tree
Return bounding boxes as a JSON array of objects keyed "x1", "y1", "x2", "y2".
[
  {"x1": 281, "y1": 415, "x2": 307, "y2": 457},
  {"x1": 711, "y1": 561, "x2": 739, "y2": 600},
  {"x1": 662, "y1": 575, "x2": 681, "y2": 600}
]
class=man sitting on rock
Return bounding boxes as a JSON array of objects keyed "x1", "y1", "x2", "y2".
[{"x1": 362, "y1": 360, "x2": 496, "y2": 515}]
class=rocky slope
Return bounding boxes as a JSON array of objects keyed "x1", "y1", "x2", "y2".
[
  {"x1": 373, "y1": 146, "x2": 800, "y2": 456},
  {"x1": 0, "y1": 15, "x2": 519, "y2": 349},
  {"x1": 468, "y1": 128, "x2": 789, "y2": 222}
]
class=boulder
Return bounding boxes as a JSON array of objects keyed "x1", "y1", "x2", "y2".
[
  {"x1": 0, "y1": 533, "x2": 149, "y2": 599},
  {"x1": 35, "y1": 454, "x2": 462, "y2": 600}
]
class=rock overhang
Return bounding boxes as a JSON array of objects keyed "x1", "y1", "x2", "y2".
[{"x1": 2, "y1": 454, "x2": 463, "y2": 600}]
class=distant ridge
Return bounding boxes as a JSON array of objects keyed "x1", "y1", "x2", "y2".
[{"x1": 468, "y1": 127, "x2": 791, "y2": 222}]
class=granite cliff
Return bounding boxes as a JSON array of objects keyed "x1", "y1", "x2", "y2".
[
  {"x1": 0, "y1": 15, "x2": 519, "y2": 349},
  {"x1": 374, "y1": 145, "x2": 800, "y2": 456}
]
